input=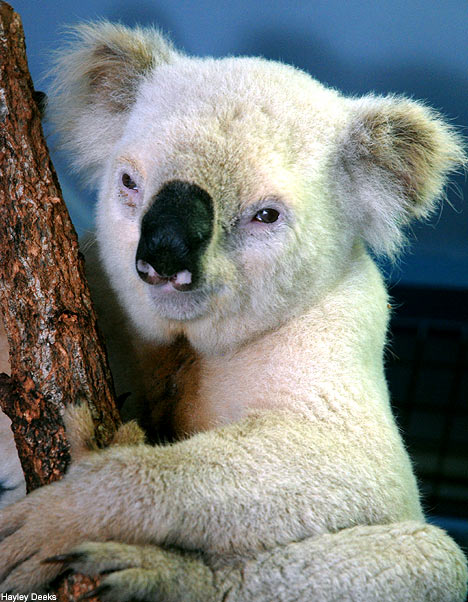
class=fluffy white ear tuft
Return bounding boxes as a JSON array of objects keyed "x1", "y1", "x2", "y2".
[
  {"x1": 46, "y1": 22, "x2": 179, "y2": 182},
  {"x1": 333, "y1": 95, "x2": 466, "y2": 258}
]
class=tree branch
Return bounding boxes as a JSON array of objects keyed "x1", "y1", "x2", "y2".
[{"x1": 0, "y1": 3, "x2": 121, "y2": 598}]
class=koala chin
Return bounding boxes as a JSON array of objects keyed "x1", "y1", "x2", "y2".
[{"x1": 0, "y1": 22, "x2": 467, "y2": 601}]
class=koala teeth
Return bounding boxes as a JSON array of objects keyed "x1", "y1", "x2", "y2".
[
  {"x1": 136, "y1": 259, "x2": 153, "y2": 275},
  {"x1": 136, "y1": 260, "x2": 192, "y2": 290},
  {"x1": 173, "y1": 270, "x2": 192, "y2": 286},
  {"x1": 136, "y1": 260, "x2": 165, "y2": 285},
  {"x1": 170, "y1": 270, "x2": 192, "y2": 291}
]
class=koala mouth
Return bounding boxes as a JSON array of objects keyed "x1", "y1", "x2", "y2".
[
  {"x1": 136, "y1": 258, "x2": 214, "y2": 320},
  {"x1": 136, "y1": 259, "x2": 193, "y2": 292}
]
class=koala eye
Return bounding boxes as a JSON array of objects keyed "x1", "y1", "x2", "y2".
[
  {"x1": 122, "y1": 173, "x2": 138, "y2": 191},
  {"x1": 252, "y1": 208, "x2": 280, "y2": 223}
]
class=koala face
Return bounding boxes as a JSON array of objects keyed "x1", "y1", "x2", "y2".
[
  {"x1": 48, "y1": 24, "x2": 464, "y2": 353},
  {"x1": 93, "y1": 58, "x2": 355, "y2": 351}
]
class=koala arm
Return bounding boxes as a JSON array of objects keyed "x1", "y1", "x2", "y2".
[
  {"x1": 43, "y1": 522, "x2": 468, "y2": 602},
  {"x1": 0, "y1": 409, "x2": 425, "y2": 591},
  {"x1": 1, "y1": 467, "x2": 466, "y2": 600}
]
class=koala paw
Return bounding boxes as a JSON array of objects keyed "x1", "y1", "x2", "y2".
[
  {"x1": 48, "y1": 541, "x2": 146, "y2": 575},
  {"x1": 64, "y1": 403, "x2": 145, "y2": 463},
  {"x1": 82, "y1": 569, "x2": 171, "y2": 602},
  {"x1": 110, "y1": 420, "x2": 146, "y2": 447},
  {"x1": 0, "y1": 452, "x2": 114, "y2": 593},
  {"x1": 48, "y1": 542, "x2": 215, "y2": 602},
  {"x1": 0, "y1": 489, "x2": 84, "y2": 592},
  {"x1": 50, "y1": 542, "x2": 178, "y2": 602},
  {"x1": 62, "y1": 403, "x2": 98, "y2": 462}
]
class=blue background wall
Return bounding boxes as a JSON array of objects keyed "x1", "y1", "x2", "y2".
[{"x1": 13, "y1": 0, "x2": 468, "y2": 288}]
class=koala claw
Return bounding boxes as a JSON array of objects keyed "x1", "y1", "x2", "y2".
[
  {"x1": 54, "y1": 541, "x2": 138, "y2": 575},
  {"x1": 42, "y1": 551, "x2": 85, "y2": 568},
  {"x1": 78, "y1": 584, "x2": 111, "y2": 602},
  {"x1": 79, "y1": 570, "x2": 158, "y2": 602}
]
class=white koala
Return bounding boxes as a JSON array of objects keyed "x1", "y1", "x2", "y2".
[{"x1": 0, "y1": 22, "x2": 467, "y2": 601}]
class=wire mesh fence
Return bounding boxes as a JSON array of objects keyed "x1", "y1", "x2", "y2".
[{"x1": 387, "y1": 286, "x2": 468, "y2": 549}]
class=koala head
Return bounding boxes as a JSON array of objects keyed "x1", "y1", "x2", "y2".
[{"x1": 48, "y1": 23, "x2": 465, "y2": 354}]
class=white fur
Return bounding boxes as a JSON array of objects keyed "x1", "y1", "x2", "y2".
[{"x1": 0, "y1": 22, "x2": 466, "y2": 600}]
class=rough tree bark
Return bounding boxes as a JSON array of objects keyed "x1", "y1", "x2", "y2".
[{"x1": 0, "y1": 3, "x2": 121, "y2": 599}]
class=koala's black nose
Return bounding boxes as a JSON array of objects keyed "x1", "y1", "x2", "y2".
[{"x1": 135, "y1": 180, "x2": 214, "y2": 289}]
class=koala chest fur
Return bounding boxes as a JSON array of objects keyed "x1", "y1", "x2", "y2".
[
  {"x1": 131, "y1": 329, "x2": 313, "y2": 442},
  {"x1": 136, "y1": 340, "x2": 255, "y2": 441},
  {"x1": 100, "y1": 241, "x2": 395, "y2": 445},
  {"x1": 131, "y1": 335, "x2": 203, "y2": 441}
]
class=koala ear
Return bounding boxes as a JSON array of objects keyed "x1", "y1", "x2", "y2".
[
  {"x1": 333, "y1": 95, "x2": 466, "y2": 258},
  {"x1": 46, "y1": 22, "x2": 179, "y2": 181}
]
